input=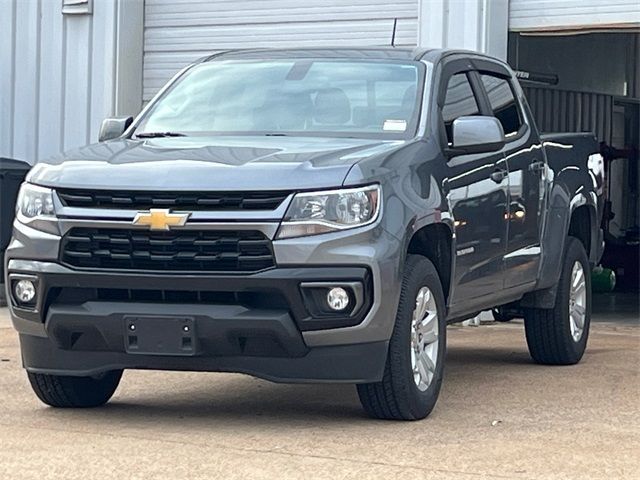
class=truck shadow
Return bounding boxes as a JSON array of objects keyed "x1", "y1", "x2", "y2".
[{"x1": 33, "y1": 343, "x2": 547, "y2": 427}]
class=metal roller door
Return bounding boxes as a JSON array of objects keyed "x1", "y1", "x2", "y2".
[
  {"x1": 143, "y1": 0, "x2": 419, "y2": 101},
  {"x1": 509, "y1": 0, "x2": 640, "y2": 33},
  {"x1": 523, "y1": 86, "x2": 614, "y2": 143}
]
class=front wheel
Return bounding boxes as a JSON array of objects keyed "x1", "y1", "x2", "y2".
[
  {"x1": 357, "y1": 255, "x2": 446, "y2": 420},
  {"x1": 27, "y1": 370, "x2": 123, "y2": 408},
  {"x1": 524, "y1": 237, "x2": 591, "y2": 365}
]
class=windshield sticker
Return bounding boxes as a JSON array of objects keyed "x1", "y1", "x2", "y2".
[{"x1": 383, "y1": 119, "x2": 407, "y2": 132}]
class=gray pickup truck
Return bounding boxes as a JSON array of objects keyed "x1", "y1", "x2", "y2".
[{"x1": 5, "y1": 48, "x2": 604, "y2": 420}]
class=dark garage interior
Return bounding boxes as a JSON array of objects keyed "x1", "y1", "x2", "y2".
[{"x1": 509, "y1": 31, "x2": 639, "y2": 319}]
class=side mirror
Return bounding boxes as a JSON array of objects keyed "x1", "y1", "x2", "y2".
[
  {"x1": 446, "y1": 116, "x2": 505, "y2": 158},
  {"x1": 98, "y1": 116, "x2": 133, "y2": 142}
]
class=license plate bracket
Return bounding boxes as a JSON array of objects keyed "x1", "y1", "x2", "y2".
[{"x1": 124, "y1": 316, "x2": 197, "y2": 356}]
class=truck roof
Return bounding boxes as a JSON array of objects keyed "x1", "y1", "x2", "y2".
[
  {"x1": 205, "y1": 47, "x2": 429, "y2": 62},
  {"x1": 203, "y1": 47, "x2": 505, "y2": 66}
]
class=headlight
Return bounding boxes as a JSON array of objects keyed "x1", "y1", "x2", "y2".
[
  {"x1": 277, "y1": 185, "x2": 381, "y2": 239},
  {"x1": 16, "y1": 183, "x2": 56, "y2": 219}
]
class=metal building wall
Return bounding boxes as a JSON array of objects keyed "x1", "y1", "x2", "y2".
[
  {"x1": 523, "y1": 85, "x2": 614, "y2": 142},
  {"x1": 143, "y1": 0, "x2": 419, "y2": 101},
  {"x1": 0, "y1": 0, "x2": 143, "y2": 164},
  {"x1": 5, "y1": 0, "x2": 633, "y2": 164},
  {"x1": 510, "y1": 0, "x2": 640, "y2": 32},
  {"x1": 419, "y1": 0, "x2": 509, "y2": 60}
]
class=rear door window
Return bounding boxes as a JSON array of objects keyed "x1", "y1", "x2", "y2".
[{"x1": 479, "y1": 74, "x2": 523, "y2": 137}]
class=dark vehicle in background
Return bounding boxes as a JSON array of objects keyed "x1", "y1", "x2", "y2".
[
  {"x1": 5, "y1": 48, "x2": 603, "y2": 420},
  {"x1": 0, "y1": 158, "x2": 30, "y2": 306}
]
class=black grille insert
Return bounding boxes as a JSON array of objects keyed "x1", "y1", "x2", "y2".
[
  {"x1": 57, "y1": 189, "x2": 290, "y2": 211},
  {"x1": 53, "y1": 287, "x2": 289, "y2": 310},
  {"x1": 61, "y1": 228, "x2": 275, "y2": 272}
]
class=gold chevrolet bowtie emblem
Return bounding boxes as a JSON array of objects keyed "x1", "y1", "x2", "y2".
[{"x1": 132, "y1": 209, "x2": 190, "y2": 231}]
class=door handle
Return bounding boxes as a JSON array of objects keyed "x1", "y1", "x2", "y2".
[
  {"x1": 490, "y1": 168, "x2": 507, "y2": 184},
  {"x1": 529, "y1": 160, "x2": 546, "y2": 172}
]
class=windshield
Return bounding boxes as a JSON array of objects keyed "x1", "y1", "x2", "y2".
[{"x1": 135, "y1": 59, "x2": 423, "y2": 139}]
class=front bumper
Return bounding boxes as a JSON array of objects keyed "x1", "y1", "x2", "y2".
[
  {"x1": 6, "y1": 219, "x2": 403, "y2": 383},
  {"x1": 19, "y1": 334, "x2": 388, "y2": 383}
]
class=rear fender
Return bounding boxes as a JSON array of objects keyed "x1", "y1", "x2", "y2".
[{"x1": 521, "y1": 190, "x2": 597, "y2": 309}]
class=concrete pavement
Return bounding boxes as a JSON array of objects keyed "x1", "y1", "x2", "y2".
[{"x1": 0, "y1": 307, "x2": 638, "y2": 480}]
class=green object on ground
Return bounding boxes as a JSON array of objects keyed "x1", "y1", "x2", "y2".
[{"x1": 592, "y1": 266, "x2": 616, "y2": 292}]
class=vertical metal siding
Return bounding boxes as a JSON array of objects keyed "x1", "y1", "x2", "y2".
[
  {"x1": 143, "y1": 0, "x2": 419, "y2": 101},
  {"x1": 38, "y1": 0, "x2": 66, "y2": 157},
  {"x1": 523, "y1": 86, "x2": 614, "y2": 143},
  {"x1": 12, "y1": 0, "x2": 41, "y2": 161},
  {"x1": 0, "y1": 0, "x2": 17, "y2": 160},
  {"x1": 510, "y1": 0, "x2": 640, "y2": 32},
  {"x1": 0, "y1": 0, "x2": 143, "y2": 164}
]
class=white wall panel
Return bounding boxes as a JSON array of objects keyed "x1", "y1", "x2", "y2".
[
  {"x1": 143, "y1": 0, "x2": 419, "y2": 101},
  {"x1": 0, "y1": 0, "x2": 16, "y2": 159},
  {"x1": 63, "y1": 14, "x2": 91, "y2": 151},
  {"x1": 418, "y1": 0, "x2": 509, "y2": 60},
  {"x1": 510, "y1": 0, "x2": 640, "y2": 32},
  {"x1": 0, "y1": 0, "x2": 143, "y2": 164},
  {"x1": 12, "y1": 0, "x2": 40, "y2": 161},
  {"x1": 37, "y1": 0, "x2": 65, "y2": 157},
  {"x1": 89, "y1": 0, "x2": 118, "y2": 144}
]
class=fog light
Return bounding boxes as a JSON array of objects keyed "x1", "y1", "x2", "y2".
[
  {"x1": 14, "y1": 280, "x2": 36, "y2": 304},
  {"x1": 327, "y1": 287, "x2": 349, "y2": 311}
]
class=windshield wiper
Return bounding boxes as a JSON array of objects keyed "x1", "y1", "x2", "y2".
[
  {"x1": 135, "y1": 131, "x2": 187, "y2": 138},
  {"x1": 263, "y1": 133, "x2": 288, "y2": 137}
]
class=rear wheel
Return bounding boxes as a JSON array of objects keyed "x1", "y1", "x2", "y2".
[
  {"x1": 524, "y1": 237, "x2": 591, "y2": 365},
  {"x1": 27, "y1": 370, "x2": 123, "y2": 408},
  {"x1": 357, "y1": 255, "x2": 446, "y2": 420}
]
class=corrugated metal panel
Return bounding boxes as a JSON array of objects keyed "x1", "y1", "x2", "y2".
[
  {"x1": 523, "y1": 86, "x2": 614, "y2": 143},
  {"x1": 509, "y1": 0, "x2": 640, "y2": 32},
  {"x1": 143, "y1": 0, "x2": 419, "y2": 101},
  {"x1": 0, "y1": 0, "x2": 143, "y2": 163}
]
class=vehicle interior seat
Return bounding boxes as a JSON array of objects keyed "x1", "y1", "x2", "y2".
[
  {"x1": 352, "y1": 85, "x2": 416, "y2": 130},
  {"x1": 313, "y1": 88, "x2": 351, "y2": 126},
  {"x1": 253, "y1": 90, "x2": 313, "y2": 131}
]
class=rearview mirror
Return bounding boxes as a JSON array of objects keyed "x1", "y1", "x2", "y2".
[
  {"x1": 98, "y1": 116, "x2": 133, "y2": 142},
  {"x1": 446, "y1": 116, "x2": 505, "y2": 158}
]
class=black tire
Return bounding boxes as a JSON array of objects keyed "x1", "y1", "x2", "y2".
[
  {"x1": 492, "y1": 308, "x2": 515, "y2": 322},
  {"x1": 27, "y1": 370, "x2": 123, "y2": 408},
  {"x1": 357, "y1": 255, "x2": 446, "y2": 420},
  {"x1": 524, "y1": 237, "x2": 591, "y2": 365}
]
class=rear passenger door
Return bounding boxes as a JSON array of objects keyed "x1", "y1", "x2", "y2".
[
  {"x1": 477, "y1": 71, "x2": 545, "y2": 287},
  {"x1": 439, "y1": 66, "x2": 509, "y2": 311}
]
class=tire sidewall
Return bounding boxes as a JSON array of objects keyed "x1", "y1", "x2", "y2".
[
  {"x1": 559, "y1": 238, "x2": 592, "y2": 360},
  {"x1": 391, "y1": 255, "x2": 447, "y2": 418}
]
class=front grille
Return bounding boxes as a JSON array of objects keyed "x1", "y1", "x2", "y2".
[
  {"x1": 57, "y1": 189, "x2": 290, "y2": 211},
  {"x1": 61, "y1": 228, "x2": 275, "y2": 272}
]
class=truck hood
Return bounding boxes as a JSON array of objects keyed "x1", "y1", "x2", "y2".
[{"x1": 28, "y1": 136, "x2": 405, "y2": 191}]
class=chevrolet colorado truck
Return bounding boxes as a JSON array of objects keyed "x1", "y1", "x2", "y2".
[{"x1": 5, "y1": 48, "x2": 604, "y2": 420}]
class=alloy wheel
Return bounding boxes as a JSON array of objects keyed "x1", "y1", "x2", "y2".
[{"x1": 410, "y1": 287, "x2": 440, "y2": 391}]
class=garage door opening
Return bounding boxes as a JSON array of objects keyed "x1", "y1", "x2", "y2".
[{"x1": 509, "y1": 31, "x2": 639, "y2": 319}]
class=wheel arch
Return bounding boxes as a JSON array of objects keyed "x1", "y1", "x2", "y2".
[
  {"x1": 405, "y1": 222, "x2": 454, "y2": 304},
  {"x1": 522, "y1": 193, "x2": 598, "y2": 309},
  {"x1": 568, "y1": 203, "x2": 597, "y2": 264}
]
